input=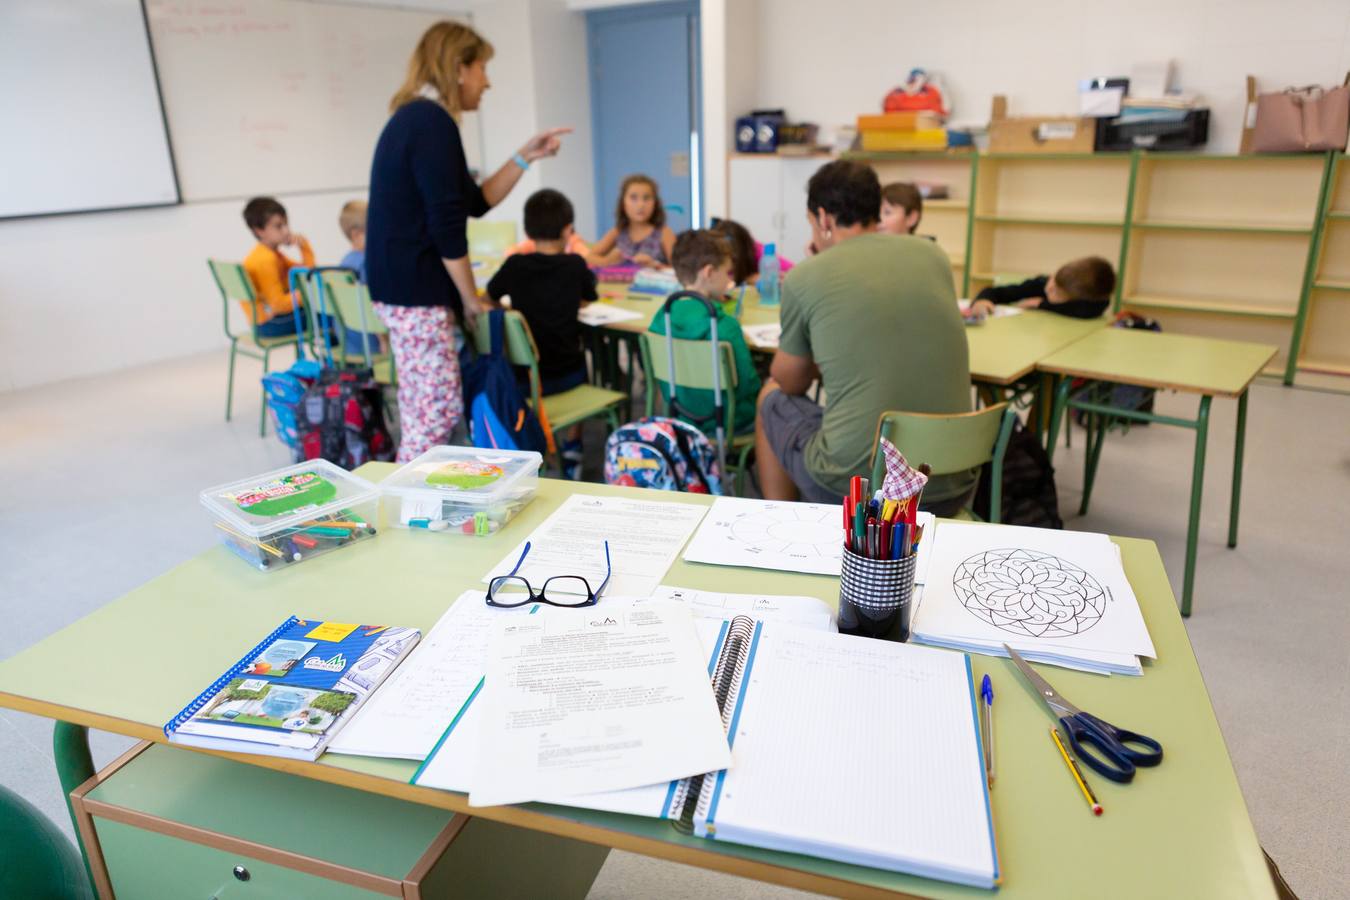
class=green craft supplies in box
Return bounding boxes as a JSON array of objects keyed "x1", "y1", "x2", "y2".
[
  {"x1": 381, "y1": 446, "x2": 541, "y2": 535},
  {"x1": 200, "y1": 460, "x2": 380, "y2": 571}
]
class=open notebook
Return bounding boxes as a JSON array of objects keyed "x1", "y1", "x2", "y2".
[{"x1": 415, "y1": 616, "x2": 998, "y2": 889}]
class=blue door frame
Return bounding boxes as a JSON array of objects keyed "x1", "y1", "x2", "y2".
[{"x1": 586, "y1": 1, "x2": 703, "y2": 237}]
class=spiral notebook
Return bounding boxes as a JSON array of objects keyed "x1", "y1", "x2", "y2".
[
  {"x1": 414, "y1": 616, "x2": 998, "y2": 889},
  {"x1": 164, "y1": 617, "x2": 421, "y2": 761}
]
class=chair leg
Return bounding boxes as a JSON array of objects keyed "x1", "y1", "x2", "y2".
[
  {"x1": 259, "y1": 347, "x2": 271, "y2": 437},
  {"x1": 226, "y1": 340, "x2": 238, "y2": 422},
  {"x1": 53, "y1": 722, "x2": 96, "y2": 893}
]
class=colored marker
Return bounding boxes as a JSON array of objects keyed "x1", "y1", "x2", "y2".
[{"x1": 1051, "y1": 728, "x2": 1102, "y2": 816}]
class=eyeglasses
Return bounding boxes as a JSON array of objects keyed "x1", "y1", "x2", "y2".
[{"x1": 485, "y1": 540, "x2": 612, "y2": 608}]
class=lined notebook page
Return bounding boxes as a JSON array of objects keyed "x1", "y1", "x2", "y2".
[{"x1": 698, "y1": 626, "x2": 997, "y2": 888}]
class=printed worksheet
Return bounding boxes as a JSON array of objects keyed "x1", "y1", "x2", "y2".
[
  {"x1": 482, "y1": 494, "x2": 707, "y2": 597},
  {"x1": 578, "y1": 303, "x2": 644, "y2": 326},
  {"x1": 645, "y1": 585, "x2": 834, "y2": 631},
  {"x1": 467, "y1": 602, "x2": 731, "y2": 807},
  {"x1": 742, "y1": 323, "x2": 781, "y2": 349}
]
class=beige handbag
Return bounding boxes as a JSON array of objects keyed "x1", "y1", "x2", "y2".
[{"x1": 1248, "y1": 73, "x2": 1350, "y2": 152}]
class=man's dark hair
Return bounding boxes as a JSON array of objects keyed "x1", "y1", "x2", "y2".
[
  {"x1": 523, "y1": 188, "x2": 574, "y2": 241},
  {"x1": 1054, "y1": 256, "x2": 1116, "y2": 302},
  {"x1": 671, "y1": 229, "x2": 730, "y2": 286},
  {"x1": 806, "y1": 160, "x2": 881, "y2": 228},
  {"x1": 242, "y1": 196, "x2": 287, "y2": 233}
]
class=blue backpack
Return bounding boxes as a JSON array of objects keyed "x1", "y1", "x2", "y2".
[
  {"x1": 461, "y1": 310, "x2": 551, "y2": 454},
  {"x1": 604, "y1": 416, "x2": 723, "y2": 495}
]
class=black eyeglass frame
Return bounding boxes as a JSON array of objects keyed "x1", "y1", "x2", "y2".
[{"x1": 484, "y1": 540, "x2": 612, "y2": 608}]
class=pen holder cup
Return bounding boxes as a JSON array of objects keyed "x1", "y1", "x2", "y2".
[{"x1": 837, "y1": 547, "x2": 918, "y2": 641}]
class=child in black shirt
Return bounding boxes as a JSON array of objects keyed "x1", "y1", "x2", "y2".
[
  {"x1": 971, "y1": 256, "x2": 1115, "y2": 320},
  {"x1": 487, "y1": 189, "x2": 597, "y2": 477}
]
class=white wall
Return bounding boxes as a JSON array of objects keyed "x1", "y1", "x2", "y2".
[
  {"x1": 749, "y1": 0, "x2": 1350, "y2": 153},
  {"x1": 0, "y1": 0, "x2": 593, "y2": 393}
]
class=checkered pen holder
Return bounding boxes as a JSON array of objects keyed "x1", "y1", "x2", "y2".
[{"x1": 837, "y1": 547, "x2": 918, "y2": 640}]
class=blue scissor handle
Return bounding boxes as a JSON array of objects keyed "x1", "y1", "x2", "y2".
[{"x1": 1060, "y1": 712, "x2": 1164, "y2": 784}]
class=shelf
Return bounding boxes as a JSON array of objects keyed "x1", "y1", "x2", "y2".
[
  {"x1": 969, "y1": 271, "x2": 1038, "y2": 283},
  {"x1": 1328, "y1": 211, "x2": 1350, "y2": 221},
  {"x1": 982, "y1": 152, "x2": 1131, "y2": 161},
  {"x1": 1297, "y1": 358, "x2": 1350, "y2": 377},
  {"x1": 841, "y1": 150, "x2": 974, "y2": 162},
  {"x1": 925, "y1": 199, "x2": 968, "y2": 211},
  {"x1": 1121, "y1": 294, "x2": 1298, "y2": 319},
  {"x1": 974, "y1": 214, "x2": 1122, "y2": 228},
  {"x1": 1131, "y1": 218, "x2": 1313, "y2": 236},
  {"x1": 1313, "y1": 279, "x2": 1350, "y2": 293}
]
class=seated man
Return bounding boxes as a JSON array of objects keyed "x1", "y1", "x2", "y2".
[{"x1": 754, "y1": 160, "x2": 976, "y2": 516}]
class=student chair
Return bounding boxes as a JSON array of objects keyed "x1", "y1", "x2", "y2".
[
  {"x1": 208, "y1": 259, "x2": 300, "y2": 437},
  {"x1": 868, "y1": 403, "x2": 1017, "y2": 522},
  {"x1": 638, "y1": 333, "x2": 754, "y2": 496},
  {"x1": 473, "y1": 310, "x2": 626, "y2": 473},
  {"x1": 314, "y1": 269, "x2": 397, "y2": 387},
  {"x1": 467, "y1": 220, "x2": 519, "y2": 259}
]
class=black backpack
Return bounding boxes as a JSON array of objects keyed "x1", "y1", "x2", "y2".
[
  {"x1": 972, "y1": 418, "x2": 1063, "y2": 529},
  {"x1": 295, "y1": 368, "x2": 396, "y2": 469}
]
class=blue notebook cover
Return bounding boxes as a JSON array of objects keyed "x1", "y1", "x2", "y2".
[{"x1": 165, "y1": 617, "x2": 420, "y2": 760}]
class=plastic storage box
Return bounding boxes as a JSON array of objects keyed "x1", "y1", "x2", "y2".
[
  {"x1": 380, "y1": 446, "x2": 541, "y2": 535},
  {"x1": 200, "y1": 460, "x2": 379, "y2": 571}
]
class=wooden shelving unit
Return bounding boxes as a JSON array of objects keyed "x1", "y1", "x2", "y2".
[
  {"x1": 1297, "y1": 152, "x2": 1350, "y2": 377},
  {"x1": 729, "y1": 149, "x2": 1348, "y2": 385},
  {"x1": 844, "y1": 151, "x2": 976, "y2": 293},
  {"x1": 1118, "y1": 153, "x2": 1329, "y2": 380},
  {"x1": 969, "y1": 154, "x2": 1132, "y2": 299}
]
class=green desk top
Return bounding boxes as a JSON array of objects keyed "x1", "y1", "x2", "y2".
[
  {"x1": 963, "y1": 311, "x2": 1109, "y2": 385},
  {"x1": 0, "y1": 471, "x2": 1272, "y2": 900},
  {"x1": 593, "y1": 282, "x2": 782, "y2": 350},
  {"x1": 1036, "y1": 328, "x2": 1279, "y2": 398}
]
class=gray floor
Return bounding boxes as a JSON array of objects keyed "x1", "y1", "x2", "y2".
[{"x1": 1, "y1": 348, "x2": 1346, "y2": 899}]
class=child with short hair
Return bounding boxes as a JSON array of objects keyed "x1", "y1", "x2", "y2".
[
  {"x1": 338, "y1": 200, "x2": 368, "y2": 281},
  {"x1": 647, "y1": 230, "x2": 762, "y2": 436},
  {"x1": 241, "y1": 197, "x2": 315, "y2": 337},
  {"x1": 879, "y1": 182, "x2": 923, "y2": 235},
  {"x1": 487, "y1": 188, "x2": 597, "y2": 478},
  {"x1": 710, "y1": 217, "x2": 794, "y2": 286},
  {"x1": 971, "y1": 256, "x2": 1116, "y2": 320},
  {"x1": 586, "y1": 174, "x2": 677, "y2": 268}
]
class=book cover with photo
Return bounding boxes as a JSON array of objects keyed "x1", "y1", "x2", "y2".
[{"x1": 165, "y1": 617, "x2": 420, "y2": 761}]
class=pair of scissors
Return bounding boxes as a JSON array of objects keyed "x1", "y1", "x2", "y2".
[{"x1": 1003, "y1": 644, "x2": 1163, "y2": 784}]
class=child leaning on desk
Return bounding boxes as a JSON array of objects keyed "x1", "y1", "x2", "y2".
[
  {"x1": 486, "y1": 188, "x2": 596, "y2": 479},
  {"x1": 647, "y1": 230, "x2": 762, "y2": 436},
  {"x1": 970, "y1": 256, "x2": 1116, "y2": 320},
  {"x1": 586, "y1": 174, "x2": 677, "y2": 268}
]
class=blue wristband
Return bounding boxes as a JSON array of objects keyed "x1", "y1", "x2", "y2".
[{"x1": 512, "y1": 152, "x2": 530, "y2": 171}]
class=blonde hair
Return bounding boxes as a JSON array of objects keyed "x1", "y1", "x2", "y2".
[
  {"x1": 338, "y1": 200, "x2": 367, "y2": 239},
  {"x1": 390, "y1": 21, "x2": 494, "y2": 119}
]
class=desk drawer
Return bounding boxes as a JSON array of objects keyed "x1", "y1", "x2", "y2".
[{"x1": 95, "y1": 819, "x2": 386, "y2": 900}]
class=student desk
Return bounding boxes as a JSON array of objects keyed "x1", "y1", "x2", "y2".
[
  {"x1": 0, "y1": 474, "x2": 1274, "y2": 900},
  {"x1": 963, "y1": 311, "x2": 1109, "y2": 387},
  {"x1": 592, "y1": 282, "x2": 782, "y2": 349},
  {"x1": 1037, "y1": 329, "x2": 1278, "y2": 618}
]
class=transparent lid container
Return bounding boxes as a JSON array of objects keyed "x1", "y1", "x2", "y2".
[
  {"x1": 200, "y1": 459, "x2": 380, "y2": 538},
  {"x1": 380, "y1": 446, "x2": 542, "y2": 529}
]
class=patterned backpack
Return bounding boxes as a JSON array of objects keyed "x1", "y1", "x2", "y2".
[{"x1": 603, "y1": 417, "x2": 723, "y2": 495}]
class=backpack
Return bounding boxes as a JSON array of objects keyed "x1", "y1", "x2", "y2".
[
  {"x1": 971, "y1": 417, "x2": 1063, "y2": 529},
  {"x1": 294, "y1": 367, "x2": 396, "y2": 469},
  {"x1": 262, "y1": 359, "x2": 323, "y2": 453},
  {"x1": 461, "y1": 310, "x2": 551, "y2": 454},
  {"x1": 603, "y1": 416, "x2": 723, "y2": 495}
]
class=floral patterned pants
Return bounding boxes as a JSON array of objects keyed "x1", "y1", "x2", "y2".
[{"x1": 372, "y1": 302, "x2": 463, "y2": 462}]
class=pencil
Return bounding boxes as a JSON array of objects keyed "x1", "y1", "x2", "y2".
[{"x1": 1050, "y1": 728, "x2": 1102, "y2": 816}]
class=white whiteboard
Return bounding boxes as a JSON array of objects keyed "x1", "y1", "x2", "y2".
[
  {"x1": 144, "y1": 0, "x2": 481, "y2": 201},
  {"x1": 0, "y1": 1, "x2": 179, "y2": 218}
]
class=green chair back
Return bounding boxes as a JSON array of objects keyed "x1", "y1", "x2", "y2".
[
  {"x1": 869, "y1": 403, "x2": 1016, "y2": 521},
  {"x1": 207, "y1": 258, "x2": 257, "y2": 340},
  {"x1": 467, "y1": 220, "x2": 519, "y2": 258},
  {"x1": 638, "y1": 332, "x2": 739, "y2": 441},
  {"x1": 316, "y1": 269, "x2": 390, "y2": 368},
  {"x1": 0, "y1": 784, "x2": 95, "y2": 899}
]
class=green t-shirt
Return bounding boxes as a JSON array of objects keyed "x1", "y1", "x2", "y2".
[
  {"x1": 647, "y1": 295, "x2": 762, "y2": 436},
  {"x1": 778, "y1": 233, "x2": 974, "y2": 501}
]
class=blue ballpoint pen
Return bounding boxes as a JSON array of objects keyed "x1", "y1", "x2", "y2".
[{"x1": 980, "y1": 674, "x2": 996, "y2": 786}]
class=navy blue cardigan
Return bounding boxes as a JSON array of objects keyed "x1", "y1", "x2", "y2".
[{"x1": 366, "y1": 99, "x2": 489, "y2": 316}]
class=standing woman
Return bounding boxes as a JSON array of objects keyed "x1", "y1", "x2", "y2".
[{"x1": 367, "y1": 22, "x2": 569, "y2": 460}]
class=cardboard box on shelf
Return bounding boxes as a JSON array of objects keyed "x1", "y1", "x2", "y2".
[{"x1": 987, "y1": 95, "x2": 1095, "y2": 153}]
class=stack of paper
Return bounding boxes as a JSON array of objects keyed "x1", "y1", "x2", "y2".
[
  {"x1": 911, "y1": 522, "x2": 1155, "y2": 675},
  {"x1": 578, "y1": 303, "x2": 644, "y2": 327}
]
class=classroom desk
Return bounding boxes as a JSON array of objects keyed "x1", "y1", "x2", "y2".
[
  {"x1": 0, "y1": 473, "x2": 1274, "y2": 900},
  {"x1": 1037, "y1": 329, "x2": 1278, "y2": 618},
  {"x1": 593, "y1": 282, "x2": 782, "y2": 349},
  {"x1": 963, "y1": 311, "x2": 1109, "y2": 387}
]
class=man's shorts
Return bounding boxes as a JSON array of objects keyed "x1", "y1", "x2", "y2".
[{"x1": 759, "y1": 389, "x2": 839, "y2": 504}]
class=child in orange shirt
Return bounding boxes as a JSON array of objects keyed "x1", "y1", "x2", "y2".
[{"x1": 241, "y1": 197, "x2": 315, "y2": 338}]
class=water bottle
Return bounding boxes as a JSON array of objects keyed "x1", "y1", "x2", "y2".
[{"x1": 758, "y1": 243, "x2": 780, "y2": 306}]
